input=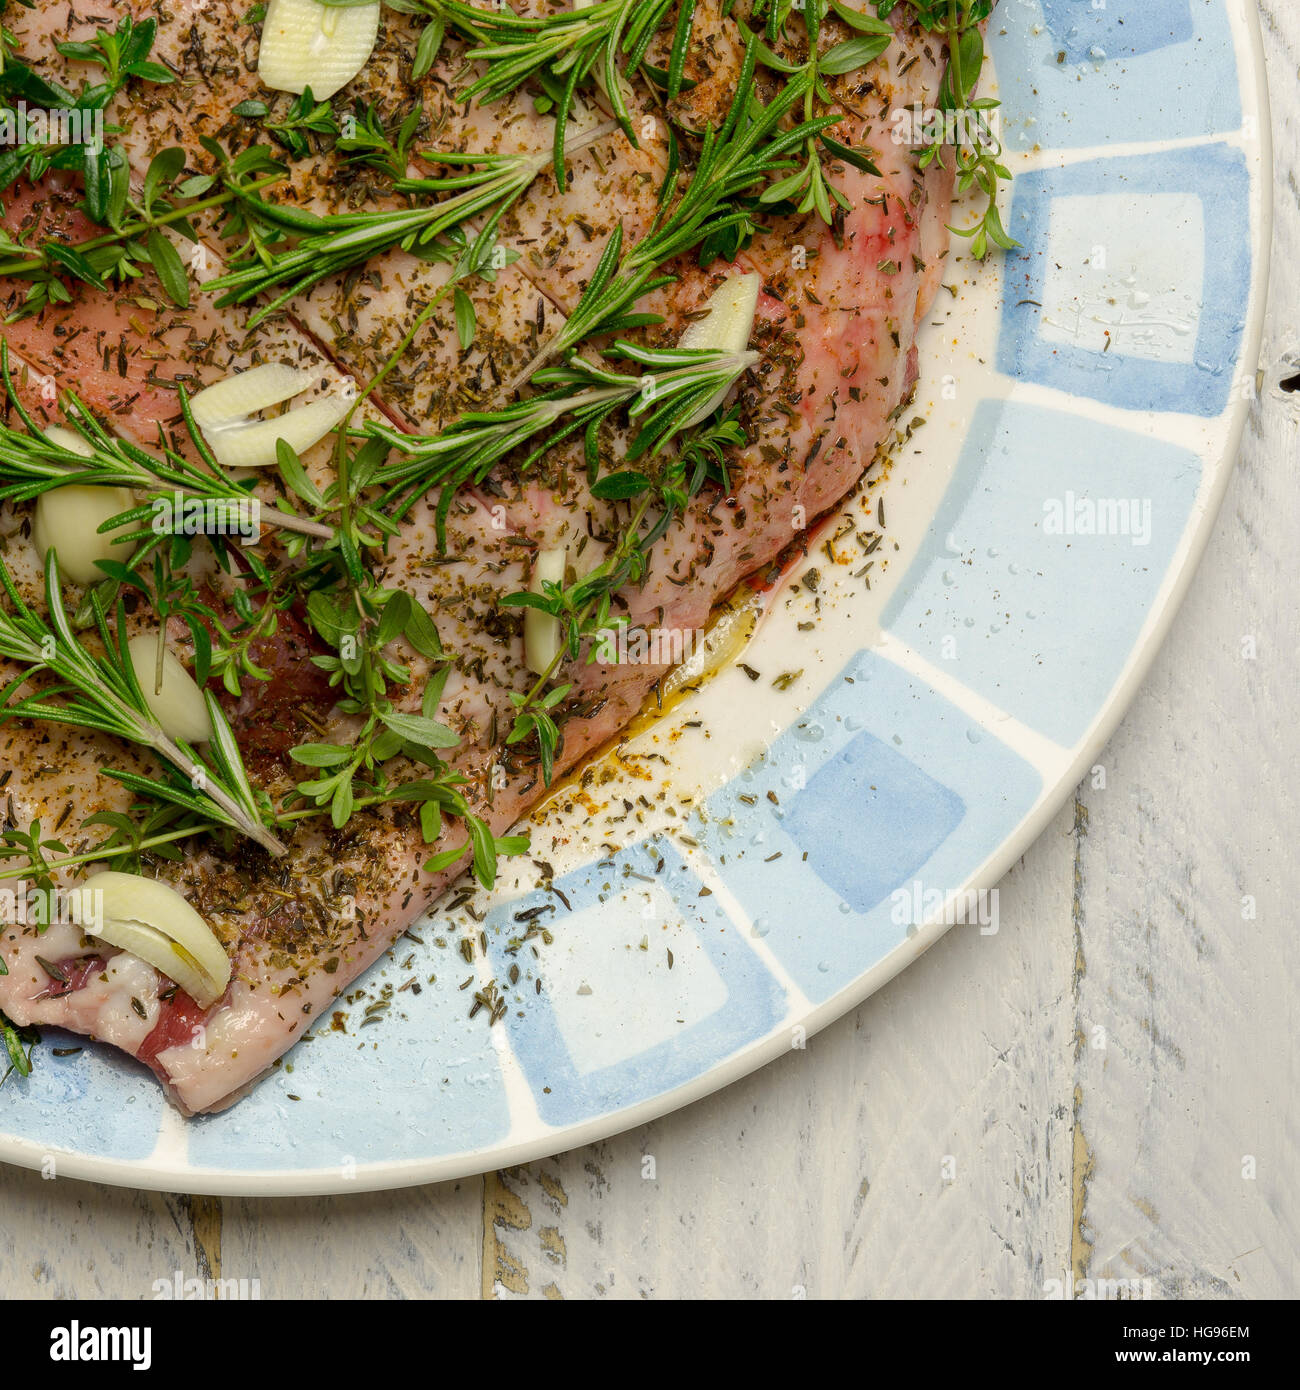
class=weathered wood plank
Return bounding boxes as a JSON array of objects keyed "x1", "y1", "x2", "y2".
[
  {"x1": 219, "y1": 1181, "x2": 485, "y2": 1299},
  {"x1": 0, "y1": 1168, "x2": 214, "y2": 1299},
  {"x1": 1069, "y1": 1, "x2": 1300, "y2": 1299}
]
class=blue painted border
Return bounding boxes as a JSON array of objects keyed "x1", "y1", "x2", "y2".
[
  {"x1": 482, "y1": 839, "x2": 787, "y2": 1127},
  {"x1": 998, "y1": 145, "x2": 1251, "y2": 417}
]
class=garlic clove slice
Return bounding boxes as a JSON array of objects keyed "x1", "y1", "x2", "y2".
[
  {"x1": 42, "y1": 424, "x2": 96, "y2": 457},
  {"x1": 204, "y1": 394, "x2": 352, "y2": 469},
  {"x1": 258, "y1": 0, "x2": 382, "y2": 100},
  {"x1": 524, "y1": 546, "x2": 567, "y2": 676},
  {"x1": 676, "y1": 273, "x2": 762, "y2": 353},
  {"x1": 189, "y1": 363, "x2": 318, "y2": 434},
  {"x1": 675, "y1": 271, "x2": 762, "y2": 428},
  {"x1": 189, "y1": 364, "x2": 350, "y2": 468},
  {"x1": 33, "y1": 485, "x2": 137, "y2": 586},
  {"x1": 127, "y1": 633, "x2": 213, "y2": 745},
  {"x1": 73, "y1": 871, "x2": 232, "y2": 1008}
]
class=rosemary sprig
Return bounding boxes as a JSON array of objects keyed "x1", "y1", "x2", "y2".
[
  {"x1": 321, "y1": 0, "x2": 694, "y2": 182},
  {"x1": 0, "y1": 343, "x2": 332, "y2": 540},
  {"x1": 419, "y1": 0, "x2": 696, "y2": 189},
  {"x1": 366, "y1": 342, "x2": 757, "y2": 540},
  {"x1": 0, "y1": 550, "x2": 286, "y2": 856},
  {"x1": 507, "y1": 37, "x2": 833, "y2": 386},
  {"x1": 204, "y1": 120, "x2": 613, "y2": 327},
  {"x1": 1, "y1": 994, "x2": 37, "y2": 1085}
]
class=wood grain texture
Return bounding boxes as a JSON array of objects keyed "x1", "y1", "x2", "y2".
[
  {"x1": 0, "y1": 1167, "x2": 217, "y2": 1299},
  {"x1": 219, "y1": 1183, "x2": 483, "y2": 1299},
  {"x1": 1, "y1": 0, "x2": 1296, "y2": 1302},
  {"x1": 1067, "y1": 0, "x2": 1300, "y2": 1300}
]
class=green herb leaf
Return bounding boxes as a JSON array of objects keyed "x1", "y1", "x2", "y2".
[
  {"x1": 378, "y1": 709, "x2": 460, "y2": 750},
  {"x1": 289, "y1": 743, "x2": 354, "y2": 768},
  {"x1": 590, "y1": 470, "x2": 650, "y2": 501},
  {"x1": 146, "y1": 228, "x2": 190, "y2": 308},
  {"x1": 453, "y1": 285, "x2": 476, "y2": 352}
]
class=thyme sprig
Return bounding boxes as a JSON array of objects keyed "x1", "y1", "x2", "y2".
[
  {"x1": 0, "y1": 804, "x2": 220, "y2": 884},
  {"x1": 500, "y1": 410, "x2": 743, "y2": 784},
  {"x1": 749, "y1": 1, "x2": 1013, "y2": 253},
  {"x1": 233, "y1": 87, "x2": 340, "y2": 160},
  {"x1": 0, "y1": 15, "x2": 174, "y2": 221},
  {"x1": 287, "y1": 546, "x2": 526, "y2": 888},
  {"x1": 0, "y1": 146, "x2": 288, "y2": 319},
  {"x1": 337, "y1": 102, "x2": 422, "y2": 180},
  {"x1": 267, "y1": 227, "x2": 531, "y2": 889},
  {"x1": 0, "y1": 13, "x2": 294, "y2": 316},
  {"x1": 0, "y1": 817, "x2": 65, "y2": 894},
  {"x1": 881, "y1": 0, "x2": 1014, "y2": 257},
  {"x1": 747, "y1": 0, "x2": 892, "y2": 223},
  {"x1": 0, "y1": 550, "x2": 286, "y2": 856}
]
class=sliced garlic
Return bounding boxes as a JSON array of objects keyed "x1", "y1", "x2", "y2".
[
  {"x1": 675, "y1": 271, "x2": 762, "y2": 428},
  {"x1": 206, "y1": 396, "x2": 352, "y2": 469},
  {"x1": 73, "y1": 871, "x2": 231, "y2": 1009},
  {"x1": 258, "y1": 0, "x2": 381, "y2": 99},
  {"x1": 127, "y1": 633, "x2": 213, "y2": 745},
  {"x1": 189, "y1": 363, "x2": 316, "y2": 433},
  {"x1": 42, "y1": 424, "x2": 96, "y2": 458},
  {"x1": 33, "y1": 484, "x2": 136, "y2": 586},
  {"x1": 524, "y1": 546, "x2": 567, "y2": 676},
  {"x1": 189, "y1": 364, "x2": 350, "y2": 469}
]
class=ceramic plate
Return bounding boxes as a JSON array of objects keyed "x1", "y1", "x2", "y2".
[{"x1": 0, "y1": 0, "x2": 1272, "y2": 1194}]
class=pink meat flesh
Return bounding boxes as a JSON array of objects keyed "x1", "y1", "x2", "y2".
[{"x1": 0, "y1": 3, "x2": 968, "y2": 1112}]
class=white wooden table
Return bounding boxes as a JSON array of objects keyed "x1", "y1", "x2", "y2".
[{"x1": 2, "y1": 3, "x2": 1297, "y2": 1301}]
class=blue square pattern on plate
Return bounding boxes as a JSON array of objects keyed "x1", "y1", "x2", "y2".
[
  {"x1": 186, "y1": 946, "x2": 511, "y2": 1171},
  {"x1": 0, "y1": 1030, "x2": 164, "y2": 1161},
  {"x1": 989, "y1": 0, "x2": 1240, "y2": 149},
  {"x1": 881, "y1": 398, "x2": 1201, "y2": 748},
  {"x1": 699, "y1": 652, "x2": 1041, "y2": 1004},
  {"x1": 481, "y1": 840, "x2": 786, "y2": 1128},
  {"x1": 997, "y1": 145, "x2": 1251, "y2": 418}
]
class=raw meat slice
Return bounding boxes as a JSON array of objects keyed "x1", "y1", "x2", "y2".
[{"x1": 0, "y1": 3, "x2": 972, "y2": 1112}]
